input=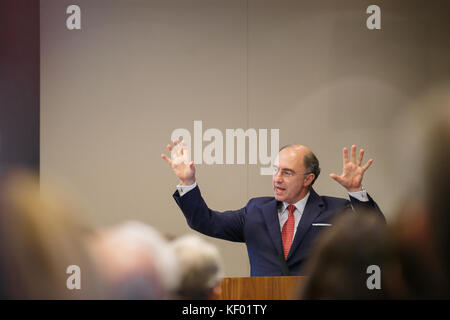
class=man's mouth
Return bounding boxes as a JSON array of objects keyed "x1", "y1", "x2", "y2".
[{"x1": 274, "y1": 186, "x2": 286, "y2": 194}]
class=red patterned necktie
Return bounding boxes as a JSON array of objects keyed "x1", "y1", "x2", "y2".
[{"x1": 282, "y1": 204, "x2": 296, "y2": 259}]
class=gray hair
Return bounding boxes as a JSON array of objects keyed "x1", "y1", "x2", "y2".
[
  {"x1": 171, "y1": 234, "x2": 224, "y2": 299},
  {"x1": 95, "y1": 221, "x2": 180, "y2": 299}
]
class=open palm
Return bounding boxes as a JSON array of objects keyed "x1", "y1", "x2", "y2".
[
  {"x1": 161, "y1": 140, "x2": 196, "y2": 185},
  {"x1": 330, "y1": 145, "x2": 373, "y2": 192}
]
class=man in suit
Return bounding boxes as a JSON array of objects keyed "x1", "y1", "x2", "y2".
[{"x1": 162, "y1": 142, "x2": 384, "y2": 276}]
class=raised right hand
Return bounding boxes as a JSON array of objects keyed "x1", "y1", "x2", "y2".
[{"x1": 161, "y1": 140, "x2": 196, "y2": 186}]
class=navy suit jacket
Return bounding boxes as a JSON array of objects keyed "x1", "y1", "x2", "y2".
[{"x1": 173, "y1": 185, "x2": 384, "y2": 276}]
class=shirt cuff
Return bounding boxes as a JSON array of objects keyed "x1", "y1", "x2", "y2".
[
  {"x1": 348, "y1": 188, "x2": 369, "y2": 202},
  {"x1": 177, "y1": 182, "x2": 197, "y2": 197}
]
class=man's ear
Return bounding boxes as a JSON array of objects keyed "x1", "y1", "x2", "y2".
[{"x1": 304, "y1": 174, "x2": 315, "y2": 187}]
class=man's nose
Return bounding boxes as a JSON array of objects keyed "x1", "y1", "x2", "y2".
[{"x1": 274, "y1": 172, "x2": 283, "y2": 183}]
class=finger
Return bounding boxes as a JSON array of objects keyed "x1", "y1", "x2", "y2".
[
  {"x1": 357, "y1": 149, "x2": 364, "y2": 167},
  {"x1": 182, "y1": 140, "x2": 188, "y2": 150},
  {"x1": 329, "y1": 173, "x2": 343, "y2": 184},
  {"x1": 350, "y1": 145, "x2": 356, "y2": 163},
  {"x1": 343, "y1": 147, "x2": 349, "y2": 165},
  {"x1": 169, "y1": 143, "x2": 177, "y2": 157},
  {"x1": 161, "y1": 154, "x2": 173, "y2": 166},
  {"x1": 362, "y1": 159, "x2": 374, "y2": 172},
  {"x1": 181, "y1": 140, "x2": 189, "y2": 157},
  {"x1": 172, "y1": 141, "x2": 181, "y2": 157}
]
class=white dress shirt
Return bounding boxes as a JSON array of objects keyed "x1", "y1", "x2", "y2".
[{"x1": 278, "y1": 192, "x2": 310, "y2": 238}]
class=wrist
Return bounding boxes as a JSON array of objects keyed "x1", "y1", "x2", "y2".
[
  {"x1": 180, "y1": 177, "x2": 196, "y2": 186},
  {"x1": 346, "y1": 186, "x2": 363, "y2": 193}
]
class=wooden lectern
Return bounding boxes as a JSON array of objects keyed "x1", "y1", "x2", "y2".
[{"x1": 217, "y1": 276, "x2": 307, "y2": 300}]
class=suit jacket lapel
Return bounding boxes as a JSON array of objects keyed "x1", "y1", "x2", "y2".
[
  {"x1": 287, "y1": 188, "x2": 325, "y2": 260},
  {"x1": 258, "y1": 199, "x2": 283, "y2": 257}
]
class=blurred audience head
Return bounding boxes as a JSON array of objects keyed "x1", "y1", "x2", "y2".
[
  {"x1": 88, "y1": 220, "x2": 179, "y2": 299},
  {"x1": 394, "y1": 103, "x2": 450, "y2": 298},
  {"x1": 425, "y1": 104, "x2": 450, "y2": 295},
  {"x1": 0, "y1": 168, "x2": 97, "y2": 299},
  {"x1": 392, "y1": 197, "x2": 446, "y2": 298},
  {"x1": 300, "y1": 209, "x2": 404, "y2": 299},
  {"x1": 170, "y1": 234, "x2": 224, "y2": 300}
]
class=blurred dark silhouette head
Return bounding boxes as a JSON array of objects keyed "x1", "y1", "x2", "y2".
[
  {"x1": 300, "y1": 209, "x2": 404, "y2": 299},
  {"x1": 427, "y1": 107, "x2": 450, "y2": 293}
]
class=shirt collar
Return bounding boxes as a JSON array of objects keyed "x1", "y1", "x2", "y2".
[{"x1": 281, "y1": 191, "x2": 311, "y2": 214}]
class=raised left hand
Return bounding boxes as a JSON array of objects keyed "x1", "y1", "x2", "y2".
[{"x1": 329, "y1": 145, "x2": 373, "y2": 192}]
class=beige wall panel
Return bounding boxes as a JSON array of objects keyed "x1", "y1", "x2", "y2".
[{"x1": 41, "y1": 0, "x2": 450, "y2": 276}]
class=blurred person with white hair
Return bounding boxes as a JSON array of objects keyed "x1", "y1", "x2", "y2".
[
  {"x1": 171, "y1": 234, "x2": 224, "y2": 300},
  {"x1": 88, "y1": 221, "x2": 179, "y2": 299}
]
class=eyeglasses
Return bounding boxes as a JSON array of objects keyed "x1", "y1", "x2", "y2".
[{"x1": 273, "y1": 166, "x2": 312, "y2": 178}]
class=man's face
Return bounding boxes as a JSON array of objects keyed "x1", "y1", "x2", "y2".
[{"x1": 272, "y1": 147, "x2": 312, "y2": 204}]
